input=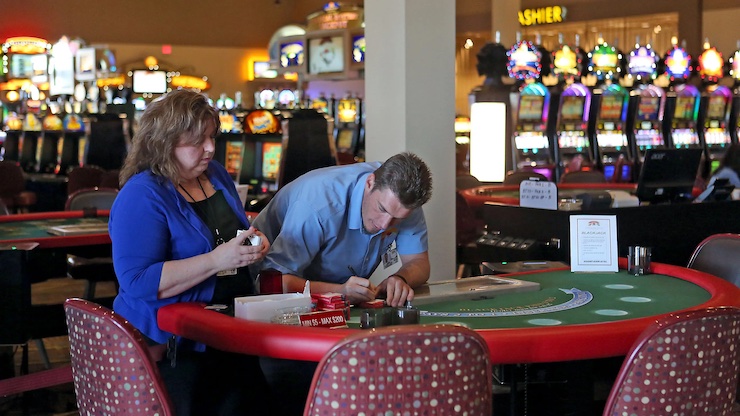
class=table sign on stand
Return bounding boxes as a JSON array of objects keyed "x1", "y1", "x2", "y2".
[{"x1": 569, "y1": 215, "x2": 618, "y2": 272}]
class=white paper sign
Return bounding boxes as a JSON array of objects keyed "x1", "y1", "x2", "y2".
[
  {"x1": 569, "y1": 215, "x2": 619, "y2": 272},
  {"x1": 519, "y1": 180, "x2": 557, "y2": 210}
]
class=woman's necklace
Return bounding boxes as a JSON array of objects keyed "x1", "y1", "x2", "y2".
[{"x1": 179, "y1": 176, "x2": 224, "y2": 246}]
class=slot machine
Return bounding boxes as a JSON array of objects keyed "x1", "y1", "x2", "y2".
[
  {"x1": 59, "y1": 112, "x2": 85, "y2": 174},
  {"x1": 697, "y1": 44, "x2": 733, "y2": 174},
  {"x1": 215, "y1": 93, "x2": 246, "y2": 182},
  {"x1": 242, "y1": 108, "x2": 283, "y2": 193},
  {"x1": 667, "y1": 85, "x2": 701, "y2": 150},
  {"x1": 661, "y1": 41, "x2": 701, "y2": 154},
  {"x1": 626, "y1": 40, "x2": 666, "y2": 166},
  {"x1": 700, "y1": 85, "x2": 733, "y2": 172},
  {"x1": 454, "y1": 116, "x2": 471, "y2": 174},
  {"x1": 731, "y1": 46, "x2": 740, "y2": 143},
  {"x1": 554, "y1": 84, "x2": 592, "y2": 179},
  {"x1": 630, "y1": 85, "x2": 666, "y2": 163},
  {"x1": 333, "y1": 95, "x2": 362, "y2": 160},
  {"x1": 730, "y1": 46, "x2": 740, "y2": 143},
  {"x1": 3, "y1": 113, "x2": 22, "y2": 161},
  {"x1": 20, "y1": 112, "x2": 42, "y2": 172},
  {"x1": 508, "y1": 39, "x2": 556, "y2": 180},
  {"x1": 38, "y1": 112, "x2": 63, "y2": 174},
  {"x1": 592, "y1": 84, "x2": 631, "y2": 182},
  {"x1": 511, "y1": 83, "x2": 555, "y2": 180}
]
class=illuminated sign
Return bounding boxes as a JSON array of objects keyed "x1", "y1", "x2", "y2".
[
  {"x1": 628, "y1": 45, "x2": 658, "y2": 78},
  {"x1": 588, "y1": 43, "x2": 621, "y2": 80},
  {"x1": 307, "y1": 4, "x2": 363, "y2": 31},
  {"x1": 2, "y1": 37, "x2": 49, "y2": 54},
  {"x1": 518, "y1": 6, "x2": 566, "y2": 26},
  {"x1": 507, "y1": 40, "x2": 542, "y2": 80},
  {"x1": 730, "y1": 50, "x2": 740, "y2": 80},
  {"x1": 169, "y1": 74, "x2": 210, "y2": 91},
  {"x1": 698, "y1": 47, "x2": 723, "y2": 82},
  {"x1": 552, "y1": 45, "x2": 579, "y2": 76},
  {"x1": 97, "y1": 75, "x2": 126, "y2": 88},
  {"x1": 664, "y1": 46, "x2": 692, "y2": 80}
]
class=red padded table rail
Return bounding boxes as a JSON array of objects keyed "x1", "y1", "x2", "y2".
[
  {"x1": 158, "y1": 259, "x2": 740, "y2": 364},
  {"x1": 0, "y1": 210, "x2": 111, "y2": 249}
]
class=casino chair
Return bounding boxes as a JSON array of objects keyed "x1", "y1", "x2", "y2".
[
  {"x1": 99, "y1": 169, "x2": 121, "y2": 189},
  {"x1": 303, "y1": 324, "x2": 492, "y2": 416},
  {"x1": 558, "y1": 169, "x2": 607, "y2": 184},
  {"x1": 66, "y1": 165, "x2": 105, "y2": 196},
  {"x1": 687, "y1": 233, "x2": 740, "y2": 288},
  {"x1": 602, "y1": 306, "x2": 740, "y2": 416},
  {"x1": 502, "y1": 170, "x2": 548, "y2": 185},
  {"x1": 64, "y1": 298, "x2": 175, "y2": 415},
  {"x1": 65, "y1": 187, "x2": 119, "y2": 302},
  {"x1": 456, "y1": 173, "x2": 482, "y2": 190},
  {"x1": 0, "y1": 160, "x2": 37, "y2": 213}
]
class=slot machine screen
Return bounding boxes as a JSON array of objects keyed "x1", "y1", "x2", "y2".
[
  {"x1": 706, "y1": 96, "x2": 728, "y2": 119},
  {"x1": 560, "y1": 96, "x2": 585, "y2": 121},
  {"x1": 132, "y1": 70, "x2": 167, "y2": 94},
  {"x1": 517, "y1": 95, "x2": 544, "y2": 121},
  {"x1": 637, "y1": 97, "x2": 660, "y2": 121},
  {"x1": 337, "y1": 129, "x2": 354, "y2": 151},
  {"x1": 599, "y1": 95, "x2": 623, "y2": 120},
  {"x1": 308, "y1": 36, "x2": 345, "y2": 74},
  {"x1": 673, "y1": 96, "x2": 696, "y2": 120},
  {"x1": 9, "y1": 54, "x2": 48, "y2": 83},
  {"x1": 261, "y1": 142, "x2": 282, "y2": 180},
  {"x1": 352, "y1": 35, "x2": 365, "y2": 64},
  {"x1": 279, "y1": 41, "x2": 304, "y2": 69}
]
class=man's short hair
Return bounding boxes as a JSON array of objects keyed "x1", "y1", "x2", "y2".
[{"x1": 372, "y1": 152, "x2": 432, "y2": 209}]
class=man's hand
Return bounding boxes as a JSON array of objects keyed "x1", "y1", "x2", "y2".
[
  {"x1": 341, "y1": 275, "x2": 377, "y2": 304},
  {"x1": 378, "y1": 275, "x2": 413, "y2": 307}
]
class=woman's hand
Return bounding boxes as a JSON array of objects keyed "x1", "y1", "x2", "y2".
[{"x1": 211, "y1": 227, "x2": 269, "y2": 271}]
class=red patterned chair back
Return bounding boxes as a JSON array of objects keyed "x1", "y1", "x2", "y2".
[
  {"x1": 64, "y1": 298, "x2": 174, "y2": 415},
  {"x1": 603, "y1": 307, "x2": 740, "y2": 416},
  {"x1": 303, "y1": 324, "x2": 493, "y2": 416}
]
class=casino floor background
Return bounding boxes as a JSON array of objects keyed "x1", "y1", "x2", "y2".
[{"x1": 2, "y1": 276, "x2": 739, "y2": 416}]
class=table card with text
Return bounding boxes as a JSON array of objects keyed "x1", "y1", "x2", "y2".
[
  {"x1": 569, "y1": 215, "x2": 618, "y2": 272},
  {"x1": 519, "y1": 180, "x2": 557, "y2": 210}
]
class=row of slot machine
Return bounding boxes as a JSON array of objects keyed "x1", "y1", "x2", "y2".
[
  {"x1": 1, "y1": 103, "x2": 130, "y2": 175},
  {"x1": 307, "y1": 92, "x2": 365, "y2": 162},
  {"x1": 213, "y1": 90, "x2": 364, "y2": 200},
  {"x1": 508, "y1": 37, "x2": 740, "y2": 183},
  {"x1": 0, "y1": 36, "x2": 132, "y2": 175}
]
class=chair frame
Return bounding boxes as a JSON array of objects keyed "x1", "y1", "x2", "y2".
[
  {"x1": 303, "y1": 324, "x2": 493, "y2": 416},
  {"x1": 603, "y1": 306, "x2": 740, "y2": 416},
  {"x1": 687, "y1": 233, "x2": 740, "y2": 288},
  {"x1": 64, "y1": 186, "x2": 119, "y2": 211},
  {"x1": 64, "y1": 298, "x2": 175, "y2": 415}
]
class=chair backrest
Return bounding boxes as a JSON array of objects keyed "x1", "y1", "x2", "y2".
[
  {"x1": 503, "y1": 170, "x2": 548, "y2": 185},
  {"x1": 65, "y1": 187, "x2": 119, "y2": 211},
  {"x1": 99, "y1": 169, "x2": 121, "y2": 189},
  {"x1": 602, "y1": 307, "x2": 740, "y2": 416},
  {"x1": 64, "y1": 298, "x2": 175, "y2": 416},
  {"x1": 687, "y1": 233, "x2": 740, "y2": 288},
  {"x1": 0, "y1": 160, "x2": 26, "y2": 196},
  {"x1": 67, "y1": 165, "x2": 105, "y2": 195},
  {"x1": 456, "y1": 173, "x2": 482, "y2": 190},
  {"x1": 559, "y1": 169, "x2": 607, "y2": 184},
  {"x1": 303, "y1": 324, "x2": 493, "y2": 416}
]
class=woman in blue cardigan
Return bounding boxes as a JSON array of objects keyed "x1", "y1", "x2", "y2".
[{"x1": 110, "y1": 89, "x2": 272, "y2": 415}]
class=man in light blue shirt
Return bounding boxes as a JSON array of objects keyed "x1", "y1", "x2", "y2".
[{"x1": 252, "y1": 152, "x2": 432, "y2": 307}]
